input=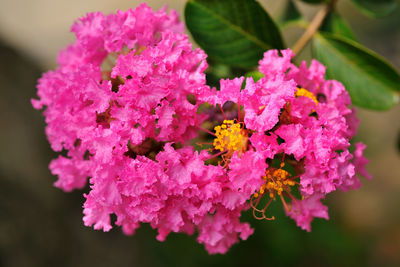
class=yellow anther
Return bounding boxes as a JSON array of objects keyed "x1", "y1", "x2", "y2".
[
  {"x1": 295, "y1": 88, "x2": 318, "y2": 105},
  {"x1": 213, "y1": 120, "x2": 248, "y2": 155},
  {"x1": 251, "y1": 157, "x2": 302, "y2": 221},
  {"x1": 254, "y1": 163, "x2": 296, "y2": 200}
]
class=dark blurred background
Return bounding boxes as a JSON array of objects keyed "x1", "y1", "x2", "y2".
[{"x1": 0, "y1": 0, "x2": 399, "y2": 266}]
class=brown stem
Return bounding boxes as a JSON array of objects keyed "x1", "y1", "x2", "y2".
[{"x1": 291, "y1": 0, "x2": 337, "y2": 55}]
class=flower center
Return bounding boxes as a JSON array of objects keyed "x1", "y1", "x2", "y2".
[
  {"x1": 295, "y1": 88, "x2": 318, "y2": 105},
  {"x1": 254, "y1": 163, "x2": 295, "y2": 199},
  {"x1": 213, "y1": 120, "x2": 248, "y2": 156},
  {"x1": 251, "y1": 161, "x2": 300, "y2": 221}
]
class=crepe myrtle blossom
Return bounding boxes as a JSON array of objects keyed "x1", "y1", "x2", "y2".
[
  {"x1": 31, "y1": 3, "x2": 370, "y2": 254},
  {"x1": 196, "y1": 48, "x2": 371, "y2": 233},
  {"x1": 32, "y1": 4, "x2": 266, "y2": 255},
  {"x1": 31, "y1": 4, "x2": 210, "y2": 191}
]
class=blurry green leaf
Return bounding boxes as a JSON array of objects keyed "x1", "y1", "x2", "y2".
[
  {"x1": 210, "y1": 63, "x2": 231, "y2": 78},
  {"x1": 299, "y1": 0, "x2": 328, "y2": 4},
  {"x1": 205, "y1": 60, "x2": 248, "y2": 88},
  {"x1": 245, "y1": 70, "x2": 264, "y2": 82},
  {"x1": 351, "y1": 0, "x2": 397, "y2": 18},
  {"x1": 312, "y1": 32, "x2": 400, "y2": 110},
  {"x1": 278, "y1": 0, "x2": 304, "y2": 28},
  {"x1": 185, "y1": 0, "x2": 284, "y2": 69},
  {"x1": 320, "y1": 11, "x2": 356, "y2": 41},
  {"x1": 205, "y1": 63, "x2": 232, "y2": 87}
]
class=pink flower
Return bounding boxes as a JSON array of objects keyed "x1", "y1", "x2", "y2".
[
  {"x1": 82, "y1": 143, "x2": 252, "y2": 254},
  {"x1": 353, "y1": 142, "x2": 372, "y2": 180},
  {"x1": 192, "y1": 48, "x2": 370, "y2": 234},
  {"x1": 32, "y1": 4, "x2": 253, "y2": 254},
  {"x1": 32, "y1": 6, "x2": 371, "y2": 254},
  {"x1": 286, "y1": 193, "x2": 329, "y2": 232},
  {"x1": 33, "y1": 4, "x2": 273, "y2": 254},
  {"x1": 197, "y1": 206, "x2": 254, "y2": 254},
  {"x1": 32, "y1": 4, "x2": 209, "y2": 192}
]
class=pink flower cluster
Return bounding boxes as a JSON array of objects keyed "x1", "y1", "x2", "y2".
[
  {"x1": 32, "y1": 4, "x2": 208, "y2": 191},
  {"x1": 32, "y1": 5, "x2": 370, "y2": 254},
  {"x1": 197, "y1": 49, "x2": 371, "y2": 233}
]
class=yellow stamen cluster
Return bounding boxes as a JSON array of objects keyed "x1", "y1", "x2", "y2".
[
  {"x1": 254, "y1": 163, "x2": 295, "y2": 199},
  {"x1": 213, "y1": 120, "x2": 247, "y2": 153},
  {"x1": 295, "y1": 88, "x2": 318, "y2": 105}
]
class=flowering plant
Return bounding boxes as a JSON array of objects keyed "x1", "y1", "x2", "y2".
[{"x1": 32, "y1": 0, "x2": 399, "y2": 254}]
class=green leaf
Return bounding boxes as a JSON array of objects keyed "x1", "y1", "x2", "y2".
[
  {"x1": 245, "y1": 70, "x2": 265, "y2": 82},
  {"x1": 205, "y1": 60, "x2": 248, "y2": 88},
  {"x1": 312, "y1": 32, "x2": 400, "y2": 110},
  {"x1": 320, "y1": 11, "x2": 356, "y2": 41},
  {"x1": 351, "y1": 0, "x2": 397, "y2": 18},
  {"x1": 278, "y1": 0, "x2": 304, "y2": 28},
  {"x1": 185, "y1": 0, "x2": 284, "y2": 69},
  {"x1": 205, "y1": 63, "x2": 231, "y2": 88},
  {"x1": 299, "y1": 0, "x2": 328, "y2": 4}
]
